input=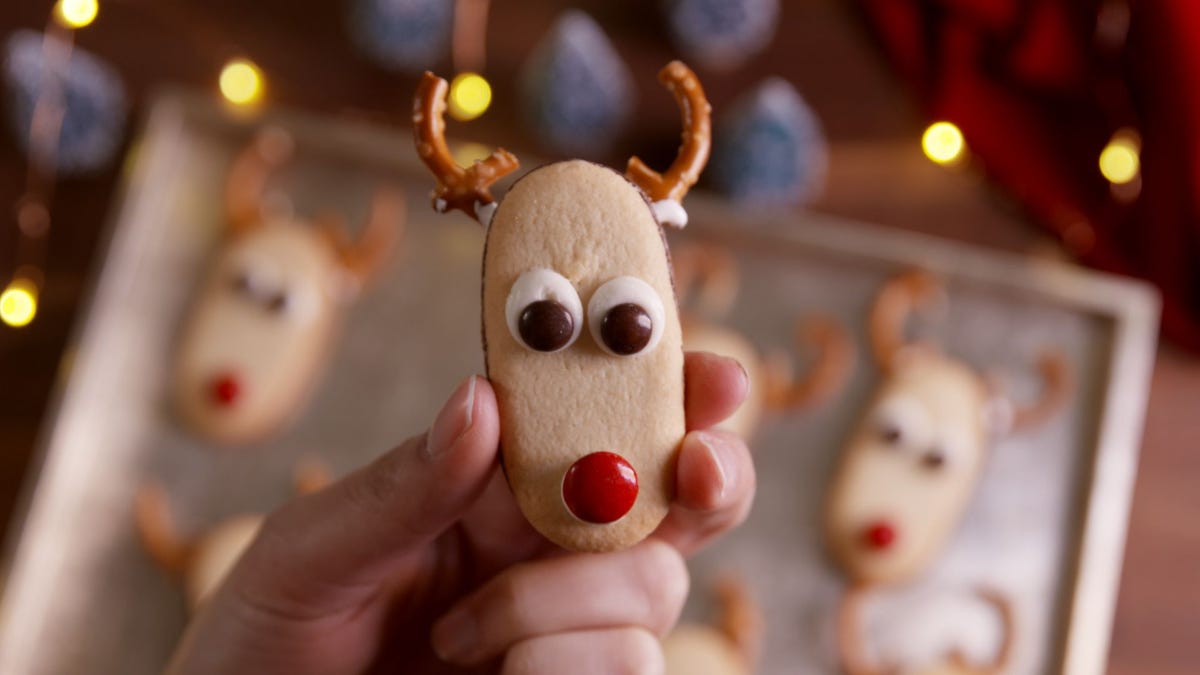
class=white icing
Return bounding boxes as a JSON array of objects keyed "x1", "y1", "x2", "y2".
[
  {"x1": 475, "y1": 200, "x2": 497, "y2": 228},
  {"x1": 651, "y1": 198, "x2": 688, "y2": 228},
  {"x1": 587, "y1": 276, "x2": 666, "y2": 356},
  {"x1": 505, "y1": 268, "x2": 584, "y2": 352},
  {"x1": 434, "y1": 197, "x2": 447, "y2": 213}
]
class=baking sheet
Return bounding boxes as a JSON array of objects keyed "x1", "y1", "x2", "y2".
[{"x1": 0, "y1": 91, "x2": 1158, "y2": 674}]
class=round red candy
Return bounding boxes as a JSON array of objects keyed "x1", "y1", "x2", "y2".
[
  {"x1": 562, "y1": 451, "x2": 639, "y2": 524},
  {"x1": 210, "y1": 372, "x2": 241, "y2": 407},
  {"x1": 862, "y1": 520, "x2": 897, "y2": 550}
]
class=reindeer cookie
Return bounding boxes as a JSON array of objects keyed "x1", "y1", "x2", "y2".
[
  {"x1": 173, "y1": 129, "x2": 401, "y2": 445},
  {"x1": 134, "y1": 461, "x2": 332, "y2": 610},
  {"x1": 414, "y1": 61, "x2": 709, "y2": 552},
  {"x1": 673, "y1": 243, "x2": 853, "y2": 439},
  {"x1": 837, "y1": 585, "x2": 1014, "y2": 675},
  {"x1": 662, "y1": 577, "x2": 763, "y2": 675},
  {"x1": 825, "y1": 270, "x2": 1071, "y2": 586}
]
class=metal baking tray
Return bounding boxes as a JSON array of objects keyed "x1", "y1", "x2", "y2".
[{"x1": 0, "y1": 90, "x2": 1158, "y2": 674}]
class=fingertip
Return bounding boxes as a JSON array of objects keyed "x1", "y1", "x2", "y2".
[
  {"x1": 675, "y1": 430, "x2": 749, "y2": 512},
  {"x1": 685, "y1": 351, "x2": 750, "y2": 431}
]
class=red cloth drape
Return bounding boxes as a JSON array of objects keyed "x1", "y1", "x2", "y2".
[{"x1": 855, "y1": 0, "x2": 1200, "y2": 350}]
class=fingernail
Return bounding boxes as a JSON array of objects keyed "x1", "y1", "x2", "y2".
[
  {"x1": 425, "y1": 376, "x2": 477, "y2": 460},
  {"x1": 432, "y1": 608, "x2": 478, "y2": 662},
  {"x1": 696, "y1": 431, "x2": 735, "y2": 503}
]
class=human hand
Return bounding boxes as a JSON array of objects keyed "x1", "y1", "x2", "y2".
[{"x1": 167, "y1": 352, "x2": 754, "y2": 674}]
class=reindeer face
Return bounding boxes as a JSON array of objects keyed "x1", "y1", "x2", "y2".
[
  {"x1": 825, "y1": 352, "x2": 990, "y2": 585},
  {"x1": 482, "y1": 160, "x2": 686, "y2": 552},
  {"x1": 173, "y1": 221, "x2": 347, "y2": 444}
]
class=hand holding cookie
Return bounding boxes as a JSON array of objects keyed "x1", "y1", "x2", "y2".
[{"x1": 165, "y1": 353, "x2": 754, "y2": 674}]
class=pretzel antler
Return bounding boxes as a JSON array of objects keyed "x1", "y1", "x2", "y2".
[
  {"x1": 226, "y1": 127, "x2": 294, "y2": 237},
  {"x1": 765, "y1": 316, "x2": 855, "y2": 411},
  {"x1": 1009, "y1": 350, "x2": 1072, "y2": 432},
  {"x1": 134, "y1": 482, "x2": 194, "y2": 576},
  {"x1": 714, "y1": 576, "x2": 764, "y2": 672},
  {"x1": 626, "y1": 61, "x2": 712, "y2": 221},
  {"x1": 869, "y1": 269, "x2": 943, "y2": 374},
  {"x1": 941, "y1": 588, "x2": 1016, "y2": 674},
  {"x1": 318, "y1": 189, "x2": 404, "y2": 288},
  {"x1": 413, "y1": 72, "x2": 519, "y2": 223}
]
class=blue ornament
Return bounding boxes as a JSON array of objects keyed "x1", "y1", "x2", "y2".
[
  {"x1": 665, "y1": 0, "x2": 779, "y2": 71},
  {"x1": 711, "y1": 78, "x2": 827, "y2": 206},
  {"x1": 4, "y1": 30, "x2": 127, "y2": 175},
  {"x1": 519, "y1": 11, "x2": 633, "y2": 156},
  {"x1": 347, "y1": 0, "x2": 453, "y2": 73}
]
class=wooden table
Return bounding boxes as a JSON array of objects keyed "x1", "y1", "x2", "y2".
[{"x1": 0, "y1": 1, "x2": 1194, "y2": 672}]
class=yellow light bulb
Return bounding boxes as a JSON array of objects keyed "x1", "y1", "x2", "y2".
[
  {"x1": 219, "y1": 59, "x2": 264, "y2": 106},
  {"x1": 448, "y1": 73, "x2": 492, "y2": 122},
  {"x1": 55, "y1": 0, "x2": 99, "y2": 29},
  {"x1": 1, "y1": 280, "x2": 38, "y2": 328},
  {"x1": 922, "y1": 121, "x2": 966, "y2": 165},
  {"x1": 1099, "y1": 134, "x2": 1140, "y2": 185}
]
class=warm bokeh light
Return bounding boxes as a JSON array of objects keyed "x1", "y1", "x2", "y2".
[
  {"x1": 453, "y1": 142, "x2": 494, "y2": 168},
  {"x1": 922, "y1": 121, "x2": 966, "y2": 165},
  {"x1": 219, "y1": 59, "x2": 264, "y2": 106},
  {"x1": 55, "y1": 0, "x2": 99, "y2": 29},
  {"x1": 1, "y1": 279, "x2": 38, "y2": 328},
  {"x1": 1099, "y1": 132, "x2": 1140, "y2": 184},
  {"x1": 448, "y1": 72, "x2": 492, "y2": 121}
]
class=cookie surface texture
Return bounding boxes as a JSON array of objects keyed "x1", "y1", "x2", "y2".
[{"x1": 483, "y1": 159, "x2": 685, "y2": 552}]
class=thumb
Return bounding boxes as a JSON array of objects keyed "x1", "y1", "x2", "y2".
[{"x1": 234, "y1": 375, "x2": 500, "y2": 614}]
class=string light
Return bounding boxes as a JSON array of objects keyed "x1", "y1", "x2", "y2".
[
  {"x1": 1, "y1": 279, "x2": 38, "y2": 328},
  {"x1": 448, "y1": 72, "x2": 492, "y2": 121},
  {"x1": 922, "y1": 121, "x2": 966, "y2": 165},
  {"x1": 1099, "y1": 130, "x2": 1140, "y2": 184},
  {"x1": 219, "y1": 58, "x2": 264, "y2": 106},
  {"x1": 55, "y1": 0, "x2": 99, "y2": 29}
]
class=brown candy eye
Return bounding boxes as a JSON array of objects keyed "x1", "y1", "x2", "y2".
[
  {"x1": 921, "y1": 449, "x2": 946, "y2": 471},
  {"x1": 231, "y1": 271, "x2": 253, "y2": 295},
  {"x1": 879, "y1": 424, "x2": 902, "y2": 445},
  {"x1": 519, "y1": 300, "x2": 575, "y2": 352},
  {"x1": 601, "y1": 303, "x2": 653, "y2": 355},
  {"x1": 267, "y1": 291, "x2": 289, "y2": 315}
]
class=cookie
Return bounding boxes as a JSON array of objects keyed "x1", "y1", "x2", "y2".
[
  {"x1": 414, "y1": 61, "x2": 710, "y2": 551},
  {"x1": 837, "y1": 584, "x2": 1014, "y2": 675},
  {"x1": 824, "y1": 270, "x2": 1071, "y2": 585},
  {"x1": 135, "y1": 461, "x2": 331, "y2": 610},
  {"x1": 172, "y1": 129, "x2": 401, "y2": 445},
  {"x1": 663, "y1": 577, "x2": 761, "y2": 675}
]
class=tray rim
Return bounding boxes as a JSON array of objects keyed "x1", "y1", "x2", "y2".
[{"x1": 0, "y1": 89, "x2": 1161, "y2": 675}]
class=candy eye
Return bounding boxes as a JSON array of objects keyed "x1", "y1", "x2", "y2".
[
  {"x1": 588, "y1": 276, "x2": 665, "y2": 357},
  {"x1": 921, "y1": 448, "x2": 947, "y2": 471},
  {"x1": 230, "y1": 269, "x2": 258, "y2": 297},
  {"x1": 267, "y1": 291, "x2": 289, "y2": 315},
  {"x1": 879, "y1": 423, "x2": 902, "y2": 446},
  {"x1": 506, "y1": 269, "x2": 583, "y2": 353}
]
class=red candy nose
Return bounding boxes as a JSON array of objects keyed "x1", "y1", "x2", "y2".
[
  {"x1": 562, "y1": 451, "x2": 639, "y2": 524},
  {"x1": 210, "y1": 372, "x2": 241, "y2": 407},
  {"x1": 863, "y1": 520, "x2": 897, "y2": 550}
]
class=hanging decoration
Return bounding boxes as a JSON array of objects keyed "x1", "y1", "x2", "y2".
[
  {"x1": 664, "y1": 0, "x2": 779, "y2": 72},
  {"x1": 710, "y1": 77, "x2": 827, "y2": 206},
  {"x1": 519, "y1": 10, "x2": 634, "y2": 156},
  {"x1": 346, "y1": 0, "x2": 455, "y2": 74}
]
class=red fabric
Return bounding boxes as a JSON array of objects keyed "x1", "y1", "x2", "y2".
[{"x1": 855, "y1": 0, "x2": 1200, "y2": 351}]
